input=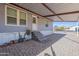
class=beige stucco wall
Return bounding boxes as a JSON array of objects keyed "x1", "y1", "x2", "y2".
[
  {"x1": 37, "y1": 16, "x2": 53, "y2": 31},
  {"x1": 27, "y1": 12, "x2": 32, "y2": 30}
]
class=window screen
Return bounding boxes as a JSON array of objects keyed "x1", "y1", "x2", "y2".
[
  {"x1": 20, "y1": 12, "x2": 26, "y2": 25},
  {"x1": 7, "y1": 7, "x2": 17, "y2": 25}
]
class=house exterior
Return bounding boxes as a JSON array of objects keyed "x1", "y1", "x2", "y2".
[{"x1": 0, "y1": 4, "x2": 53, "y2": 45}]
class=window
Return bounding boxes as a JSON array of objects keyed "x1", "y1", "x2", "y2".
[
  {"x1": 32, "y1": 17, "x2": 36, "y2": 24},
  {"x1": 7, "y1": 7, "x2": 17, "y2": 25},
  {"x1": 20, "y1": 11, "x2": 26, "y2": 25},
  {"x1": 5, "y1": 5, "x2": 27, "y2": 26}
]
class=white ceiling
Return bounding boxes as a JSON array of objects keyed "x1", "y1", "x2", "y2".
[
  {"x1": 16, "y1": 3, "x2": 53, "y2": 16},
  {"x1": 60, "y1": 13, "x2": 79, "y2": 21},
  {"x1": 16, "y1": 3, "x2": 79, "y2": 22},
  {"x1": 48, "y1": 13, "x2": 79, "y2": 22},
  {"x1": 48, "y1": 16, "x2": 62, "y2": 22},
  {"x1": 46, "y1": 3, "x2": 79, "y2": 14}
]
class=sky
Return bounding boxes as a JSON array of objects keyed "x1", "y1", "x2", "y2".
[{"x1": 53, "y1": 22, "x2": 79, "y2": 27}]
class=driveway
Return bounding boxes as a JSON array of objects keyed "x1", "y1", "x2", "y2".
[{"x1": 38, "y1": 32, "x2": 79, "y2": 56}]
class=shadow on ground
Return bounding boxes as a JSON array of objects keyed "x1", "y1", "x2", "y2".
[
  {"x1": 44, "y1": 46, "x2": 56, "y2": 56},
  {"x1": 0, "y1": 33, "x2": 66, "y2": 56}
]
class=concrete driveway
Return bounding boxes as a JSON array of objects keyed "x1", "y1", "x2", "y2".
[{"x1": 38, "y1": 32, "x2": 79, "y2": 56}]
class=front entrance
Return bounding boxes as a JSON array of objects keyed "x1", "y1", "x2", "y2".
[{"x1": 32, "y1": 16, "x2": 37, "y2": 31}]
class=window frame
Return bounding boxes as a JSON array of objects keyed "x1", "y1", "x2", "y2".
[
  {"x1": 5, "y1": 5, "x2": 18, "y2": 26},
  {"x1": 32, "y1": 15, "x2": 38, "y2": 24},
  {"x1": 19, "y1": 10, "x2": 27, "y2": 26},
  {"x1": 5, "y1": 5, "x2": 27, "y2": 27}
]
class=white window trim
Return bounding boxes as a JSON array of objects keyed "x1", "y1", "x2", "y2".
[
  {"x1": 32, "y1": 15, "x2": 38, "y2": 30},
  {"x1": 5, "y1": 5, "x2": 18, "y2": 26},
  {"x1": 5, "y1": 5, "x2": 27, "y2": 27}
]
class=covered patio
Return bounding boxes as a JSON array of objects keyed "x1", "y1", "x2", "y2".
[
  {"x1": 12, "y1": 3, "x2": 79, "y2": 36},
  {"x1": 0, "y1": 3, "x2": 79, "y2": 56}
]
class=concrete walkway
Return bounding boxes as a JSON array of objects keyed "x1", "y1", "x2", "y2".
[{"x1": 38, "y1": 32, "x2": 79, "y2": 56}]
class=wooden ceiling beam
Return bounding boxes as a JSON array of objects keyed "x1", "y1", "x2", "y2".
[
  {"x1": 41, "y1": 3, "x2": 64, "y2": 21},
  {"x1": 10, "y1": 3, "x2": 53, "y2": 21}
]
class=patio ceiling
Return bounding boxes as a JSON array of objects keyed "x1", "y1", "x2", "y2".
[{"x1": 11, "y1": 3, "x2": 79, "y2": 22}]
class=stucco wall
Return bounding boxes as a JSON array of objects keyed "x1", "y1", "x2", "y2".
[
  {"x1": 27, "y1": 12, "x2": 32, "y2": 30},
  {"x1": 37, "y1": 17, "x2": 53, "y2": 31}
]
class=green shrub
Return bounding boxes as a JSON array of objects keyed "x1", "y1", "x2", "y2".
[{"x1": 55, "y1": 26, "x2": 65, "y2": 31}]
